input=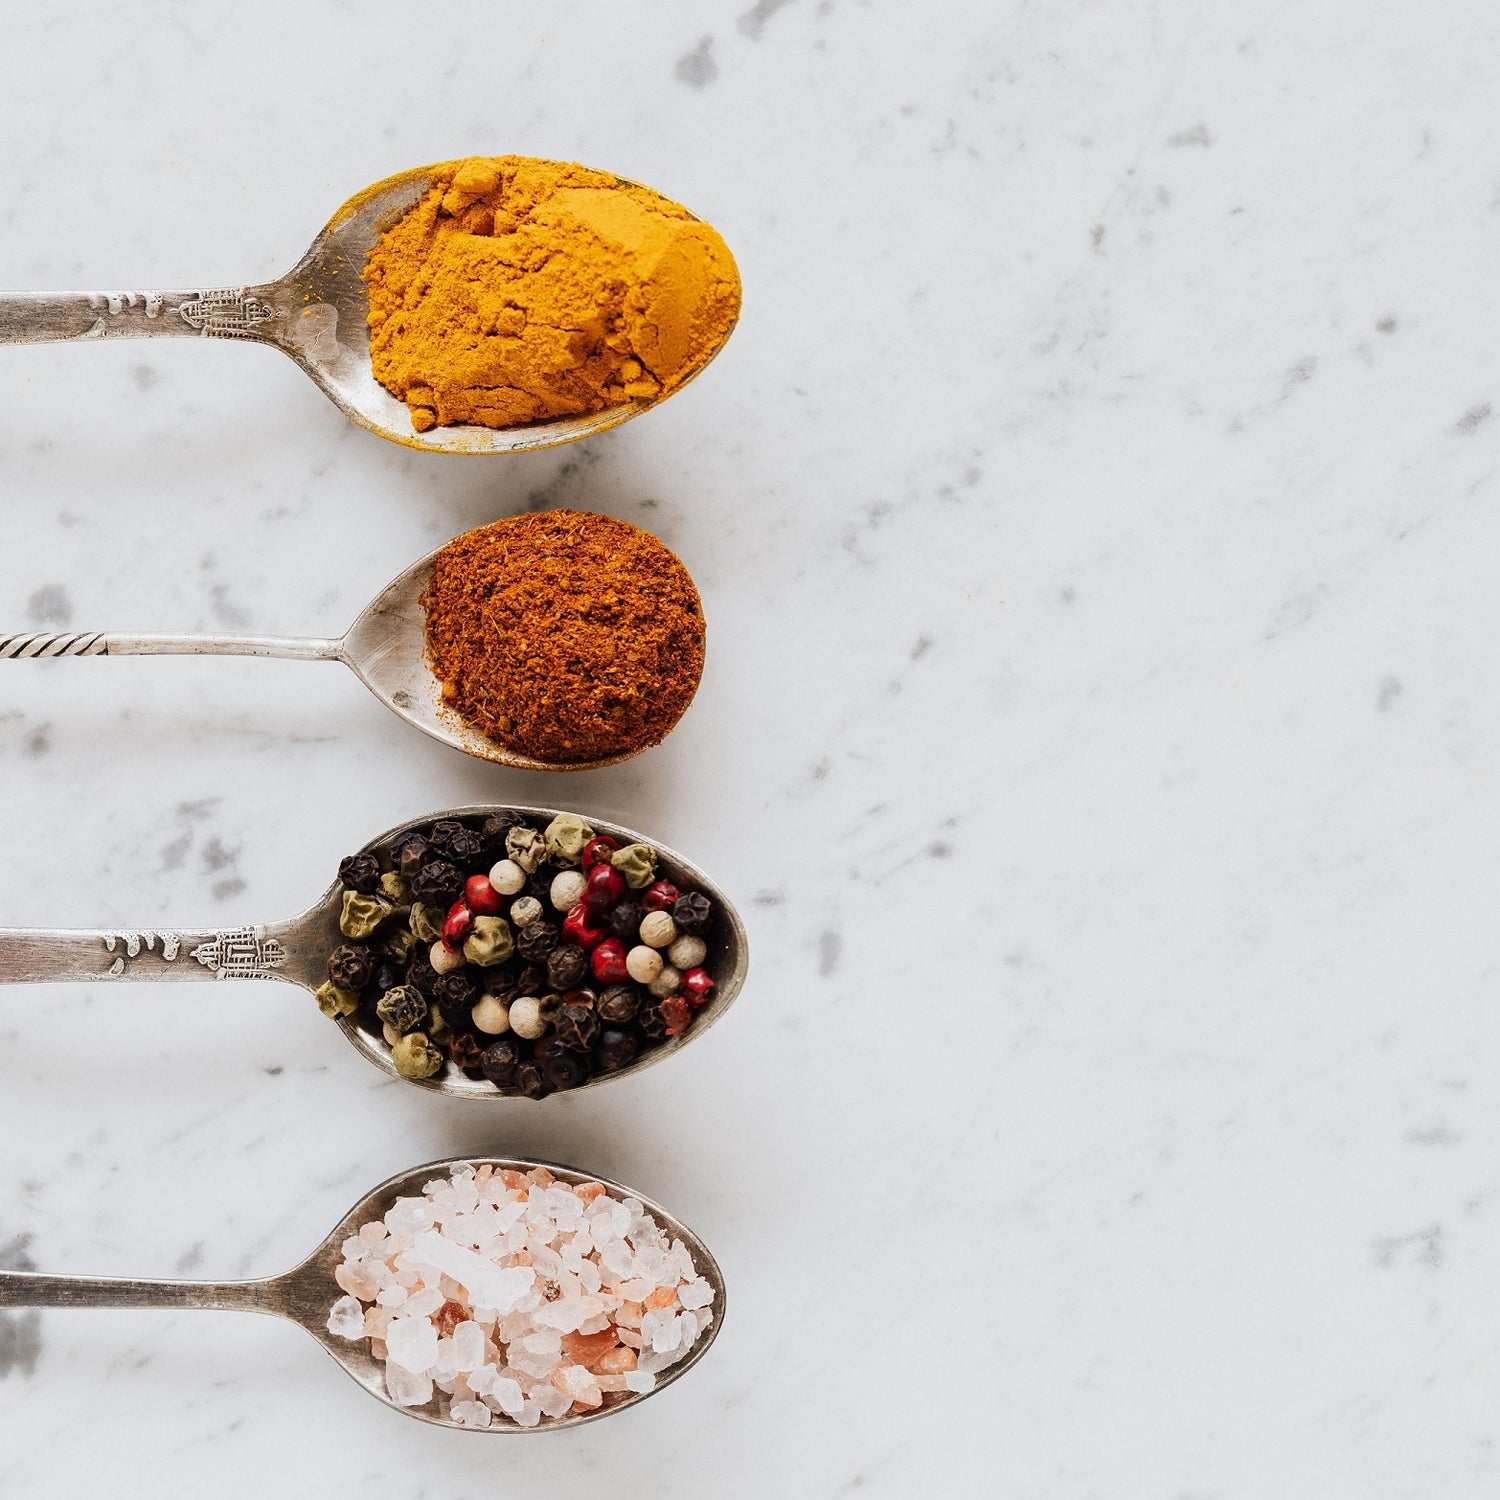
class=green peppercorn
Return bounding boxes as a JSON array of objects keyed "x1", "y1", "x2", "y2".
[
  {"x1": 379, "y1": 870, "x2": 410, "y2": 906},
  {"x1": 314, "y1": 980, "x2": 359, "y2": 1019},
  {"x1": 339, "y1": 891, "x2": 392, "y2": 940},
  {"x1": 376, "y1": 984, "x2": 427, "y2": 1034},
  {"x1": 377, "y1": 926, "x2": 418, "y2": 964},
  {"x1": 505, "y1": 826, "x2": 547, "y2": 874},
  {"x1": 390, "y1": 1031, "x2": 444, "y2": 1078},
  {"x1": 462, "y1": 915, "x2": 515, "y2": 967},
  {"x1": 426, "y1": 1005, "x2": 453, "y2": 1045},
  {"x1": 543, "y1": 813, "x2": 594, "y2": 868},
  {"x1": 610, "y1": 843, "x2": 659, "y2": 889},
  {"x1": 409, "y1": 903, "x2": 445, "y2": 944}
]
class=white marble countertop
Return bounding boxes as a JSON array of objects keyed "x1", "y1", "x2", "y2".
[{"x1": 2, "y1": 3, "x2": 1499, "y2": 1494}]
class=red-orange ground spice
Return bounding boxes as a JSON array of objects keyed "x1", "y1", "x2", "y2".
[{"x1": 422, "y1": 510, "x2": 706, "y2": 763}]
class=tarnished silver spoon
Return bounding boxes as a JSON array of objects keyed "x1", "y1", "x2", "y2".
[
  {"x1": 0, "y1": 526, "x2": 696, "y2": 771},
  {"x1": 0, "y1": 1155, "x2": 725, "y2": 1431},
  {"x1": 0, "y1": 805, "x2": 747, "y2": 1098},
  {"x1": 0, "y1": 160, "x2": 735, "y2": 454}
]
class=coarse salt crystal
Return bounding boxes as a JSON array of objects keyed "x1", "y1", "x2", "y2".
[
  {"x1": 624, "y1": 1370, "x2": 656, "y2": 1393},
  {"x1": 451, "y1": 1320, "x2": 485, "y2": 1372},
  {"x1": 385, "y1": 1198, "x2": 435, "y2": 1236},
  {"x1": 385, "y1": 1315, "x2": 439, "y2": 1374},
  {"x1": 326, "y1": 1295, "x2": 365, "y2": 1339},
  {"x1": 384, "y1": 1362, "x2": 434, "y2": 1407},
  {"x1": 448, "y1": 1399, "x2": 492, "y2": 1428},
  {"x1": 411, "y1": 1231, "x2": 536, "y2": 1312}
]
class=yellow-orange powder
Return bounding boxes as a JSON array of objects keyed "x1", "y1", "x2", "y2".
[{"x1": 363, "y1": 157, "x2": 741, "y2": 432}]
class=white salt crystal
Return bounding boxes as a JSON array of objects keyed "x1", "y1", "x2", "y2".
[
  {"x1": 358, "y1": 1220, "x2": 388, "y2": 1247},
  {"x1": 624, "y1": 1370, "x2": 656, "y2": 1394},
  {"x1": 326, "y1": 1295, "x2": 365, "y2": 1339},
  {"x1": 384, "y1": 1362, "x2": 434, "y2": 1407},
  {"x1": 534, "y1": 1384, "x2": 573, "y2": 1419},
  {"x1": 340, "y1": 1236, "x2": 367, "y2": 1262},
  {"x1": 403, "y1": 1287, "x2": 446, "y2": 1319},
  {"x1": 385, "y1": 1198, "x2": 435, "y2": 1236},
  {"x1": 611, "y1": 1201, "x2": 632, "y2": 1237},
  {"x1": 451, "y1": 1321, "x2": 484, "y2": 1373},
  {"x1": 678, "y1": 1277, "x2": 714, "y2": 1311},
  {"x1": 513, "y1": 1400, "x2": 543, "y2": 1428},
  {"x1": 433, "y1": 1338, "x2": 460, "y2": 1379},
  {"x1": 411, "y1": 1231, "x2": 535, "y2": 1312},
  {"x1": 490, "y1": 1376, "x2": 525, "y2": 1415},
  {"x1": 577, "y1": 1311, "x2": 612, "y2": 1335},
  {"x1": 376, "y1": 1284, "x2": 408, "y2": 1308},
  {"x1": 532, "y1": 1294, "x2": 603, "y2": 1334},
  {"x1": 385, "y1": 1315, "x2": 439, "y2": 1373},
  {"x1": 651, "y1": 1313, "x2": 683, "y2": 1354},
  {"x1": 449, "y1": 1399, "x2": 492, "y2": 1428}
]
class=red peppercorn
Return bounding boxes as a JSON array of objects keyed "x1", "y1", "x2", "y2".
[
  {"x1": 563, "y1": 904, "x2": 609, "y2": 950},
  {"x1": 641, "y1": 880, "x2": 681, "y2": 914},
  {"x1": 660, "y1": 994, "x2": 692, "y2": 1035},
  {"x1": 463, "y1": 874, "x2": 504, "y2": 916},
  {"x1": 582, "y1": 862, "x2": 627, "y2": 912},
  {"x1": 442, "y1": 900, "x2": 475, "y2": 951},
  {"x1": 681, "y1": 967, "x2": 715, "y2": 1005},
  {"x1": 582, "y1": 835, "x2": 621, "y2": 870},
  {"x1": 591, "y1": 936, "x2": 630, "y2": 984}
]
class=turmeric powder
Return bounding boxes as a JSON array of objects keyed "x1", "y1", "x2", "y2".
[{"x1": 363, "y1": 157, "x2": 740, "y2": 432}]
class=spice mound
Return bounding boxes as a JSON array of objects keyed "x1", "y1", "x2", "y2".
[
  {"x1": 327, "y1": 1163, "x2": 716, "y2": 1426},
  {"x1": 320, "y1": 810, "x2": 723, "y2": 1096},
  {"x1": 364, "y1": 156, "x2": 741, "y2": 433},
  {"x1": 423, "y1": 510, "x2": 705, "y2": 763}
]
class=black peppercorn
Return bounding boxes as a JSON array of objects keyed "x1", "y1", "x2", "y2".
[
  {"x1": 538, "y1": 1038, "x2": 590, "y2": 1091},
  {"x1": 338, "y1": 853, "x2": 383, "y2": 895},
  {"x1": 608, "y1": 900, "x2": 643, "y2": 941},
  {"x1": 554, "y1": 1002, "x2": 600, "y2": 1053},
  {"x1": 481, "y1": 960, "x2": 519, "y2": 997},
  {"x1": 546, "y1": 944, "x2": 588, "y2": 991},
  {"x1": 481, "y1": 811, "x2": 527, "y2": 856},
  {"x1": 516, "y1": 963, "x2": 547, "y2": 996},
  {"x1": 516, "y1": 920, "x2": 560, "y2": 962},
  {"x1": 327, "y1": 943, "x2": 375, "y2": 991},
  {"x1": 426, "y1": 819, "x2": 467, "y2": 859},
  {"x1": 597, "y1": 985, "x2": 640, "y2": 1024},
  {"x1": 372, "y1": 960, "x2": 402, "y2": 995},
  {"x1": 447, "y1": 828, "x2": 487, "y2": 868},
  {"x1": 480, "y1": 1035, "x2": 522, "y2": 1087},
  {"x1": 433, "y1": 970, "x2": 478, "y2": 1029},
  {"x1": 393, "y1": 833, "x2": 430, "y2": 879},
  {"x1": 411, "y1": 860, "x2": 464, "y2": 906},
  {"x1": 594, "y1": 1027, "x2": 641, "y2": 1072},
  {"x1": 513, "y1": 1061, "x2": 553, "y2": 1100},
  {"x1": 672, "y1": 891, "x2": 712, "y2": 935},
  {"x1": 448, "y1": 1031, "x2": 487, "y2": 1077},
  {"x1": 637, "y1": 1001, "x2": 671, "y2": 1040}
]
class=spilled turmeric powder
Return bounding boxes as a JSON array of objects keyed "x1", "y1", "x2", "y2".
[{"x1": 363, "y1": 157, "x2": 741, "y2": 432}]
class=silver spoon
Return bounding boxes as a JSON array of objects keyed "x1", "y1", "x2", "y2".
[
  {"x1": 0, "y1": 1155, "x2": 725, "y2": 1431},
  {"x1": 0, "y1": 804, "x2": 747, "y2": 1098},
  {"x1": 0, "y1": 160, "x2": 735, "y2": 455},
  {"x1": 0, "y1": 529, "x2": 697, "y2": 771}
]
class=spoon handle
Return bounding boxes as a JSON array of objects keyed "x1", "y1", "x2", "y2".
[
  {"x1": 0, "y1": 631, "x2": 343, "y2": 662},
  {"x1": 0, "y1": 1270, "x2": 276, "y2": 1313},
  {"x1": 0, "y1": 923, "x2": 303, "y2": 985},
  {"x1": 0, "y1": 287, "x2": 276, "y2": 346}
]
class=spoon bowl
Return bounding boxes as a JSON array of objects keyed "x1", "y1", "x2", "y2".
[
  {"x1": 0, "y1": 159, "x2": 736, "y2": 454},
  {"x1": 0, "y1": 1155, "x2": 726, "y2": 1430},
  {"x1": 0, "y1": 805, "x2": 748, "y2": 1098}
]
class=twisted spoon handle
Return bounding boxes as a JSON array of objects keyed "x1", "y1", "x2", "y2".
[
  {"x1": 0, "y1": 287, "x2": 277, "y2": 346},
  {"x1": 0, "y1": 632, "x2": 343, "y2": 661},
  {"x1": 0, "y1": 924, "x2": 303, "y2": 984},
  {"x1": 0, "y1": 1270, "x2": 276, "y2": 1312}
]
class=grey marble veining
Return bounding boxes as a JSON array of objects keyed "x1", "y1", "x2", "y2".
[{"x1": 1, "y1": 2, "x2": 1499, "y2": 1495}]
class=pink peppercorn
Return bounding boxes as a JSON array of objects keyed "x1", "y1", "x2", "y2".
[
  {"x1": 581, "y1": 835, "x2": 620, "y2": 870},
  {"x1": 641, "y1": 880, "x2": 681, "y2": 914},
  {"x1": 582, "y1": 862, "x2": 627, "y2": 911},
  {"x1": 464, "y1": 874, "x2": 504, "y2": 916},
  {"x1": 441, "y1": 901, "x2": 475, "y2": 951},
  {"x1": 681, "y1": 968, "x2": 715, "y2": 1005},
  {"x1": 591, "y1": 937, "x2": 630, "y2": 984},
  {"x1": 563, "y1": 904, "x2": 609, "y2": 950},
  {"x1": 660, "y1": 995, "x2": 692, "y2": 1035}
]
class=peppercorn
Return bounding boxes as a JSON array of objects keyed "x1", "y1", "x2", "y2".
[
  {"x1": 590, "y1": 937, "x2": 630, "y2": 984},
  {"x1": 648, "y1": 964, "x2": 683, "y2": 999},
  {"x1": 505, "y1": 826, "x2": 547, "y2": 874},
  {"x1": 315, "y1": 980, "x2": 359, "y2": 1019},
  {"x1": 372, "y1": 959, "x2": 402, "y2": 995},
  {"x1": 637, "y1": 1001, "x2": 670, "y2": 1040},
  {"x1": 562, "y1": 904, "x2": 608, "y2": 950},
  {"x1": 429, "y1": 939, "x2": 465, "y2": 975},
  {"x1": 641, "y1": 880, "x2": 680, "y2": 914},
  {"x1": 672, "y1": 890, "x2": 712, "y2": 935},
  {"x1": 659, "y1": 994, "x2": 692, "y2": 1035},
  {"x1": 681, "y1": 967, "x2": 715, "y2": 1005},
  {"x1": 391, "y1": 1031, "x2": 444, "y2": 1079},
  {"x1": 427, "y1": 819, "x2": 468, "y2": 860},
  {"x1": 554, "y1": 1001, "x2": 600, "y2": 1053},
  {"x1": 464, "y1": 874, "x2": 503, "y2": 915},
  {"x1": 481, "y1": 1036, "x2": 522, "y2": 1086},
  {"x1": 547, "y1": 943, "x2": 589, "y2": 991},
  {"x1": 508, "y1": 996, "x2": 547, "y2": 1040},
  {"x1": 543, "y1": 813, "x2": 594, "y2": 868},
  {"x1": 378, "y1": 870, "x2": 410, "y2": 906},
  {"x1": 562, "y1": 986, "x2": 597, "y2": 1009},
  {"x1": 667, "y1": 934, "x2": 707, "y2": 971},
  {"x1": 581, "y1": 835, "x2": 620, "y2": 870},
  {"x1": 638, "y1": 911, "x2": 676, "y2": 949},
  {"x1": 583, "y1": 862, "x2": 627, "y2": 911},
  {"x1": 463, "y1": 915, "x2": 514, "y2": 967},
  {"x1": 376, "y1": 984, "x2": 427, "y2": 1034},
  {"x1": 513, "y1": 1061, "x2": 552, "y2": 1100},
  {"x1": 488, "y1": 859, "x2": 526, "y2": 897},
  {"x1": 409, "y1": 902, "x2": 445, "y2": 944},
  {"x1": 448, "y1": 1031, "x2": 486, "y2": 1077},
  {"x1": 442, "y1": 900, "x2": 475, "y2": 951},
  {"x1": 328, "y1": 943, "x2": 375, "y2": 991},
  {"x1": 538, "y1": 1037, "x2": 590, "y2": 1090},
  {"x1": 470, "y1": 993, "x2": 511, "y2": 1035},
  {"x1": 339, "y1": 891, "x2": 392, "y2": 940},
  {"x1": 597, "y1": 985, "x2": 640, "y2": 1024},
  {"x1": 406, "y1": 950, "x2": 441, "y2": 997},
  {"x1": 594, "y1": 1027, "x2": 640, "y2": 1071},
  {"x1": 610, "y1": 842, "x2": 658, "y2": 889},
  {"x1": 433, "y1": 968, "x2": 478, "y2": 1021},
  {"x1": 338, "y1": 852, "x2": 383, "y2": 895},
  {"x1": 393, "y1": 833, "x2": 430, "y2": 878},
  {"x1": 411, "y1": 860, "x2": 464, "y2": 906},
  {"x1": 625, "y1": 945, "x2": 663, "y2": 985},
  {"x1": 608, "y1": 899, "x2": 643, "y2": 941},
  {"x1": 516, "y1": 919, "x2": 560, "y2": 962},
  {"x1": 550, "y1": 869, "x2": 587, "y2": 911},
  {"x1": 378, "y1": 926, "x2": 418, "y2": 964},
  {"x1": 481, "y1": 810, "x2": 527, "y2": 856},
  {"x1": 509, "y1": 895, "x2": 543, "y2": 929},
  {"x1": 515, "y1": 963, "x2": 547, "y2": 997}
]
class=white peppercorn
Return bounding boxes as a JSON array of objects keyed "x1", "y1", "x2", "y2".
[
  {"x1": 625, "y1": 945, "x2": 664, "y2": 984},
  {"x1": 550, "y1": 869, "x2": 587, "y2": 911},
  {"x1": 510, "y1": 896, "x2": 543, "y2": 928},
  {"x1": 508, "y1": 996, "x2": 547, "y2": 1040},
  {"x1": 667, "y1": 934, "x2": 707, "y2": 971},
  {"x1": 470, "y1": 994, "x2": 512, "y2": 1035},
  {"x1": 648, "y1": 964, "x2": 682, "y2": 999},
  {"x1": 639, "y1": 911, "x2": 676, "y2": 949},
  {"x1": 488, "y1": 859, "x2": 526, "y2": 895},
  {"x1": 430, "y1": 940, "x2": 465, "y2": 975}
]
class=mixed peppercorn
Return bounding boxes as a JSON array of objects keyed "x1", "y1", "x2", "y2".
[{"x1": 317, "y1": 813, "x2": 719, "y2": 1096}]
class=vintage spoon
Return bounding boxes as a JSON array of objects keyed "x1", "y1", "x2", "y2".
[
  {"x1": 0, "y1": 1155, "x2": 725, "y2": 1431},
  {"x1": 0, "y1": 527, "x2": 696, "y2": 771},
  {"x1": 0, "y1": 805, "x2": 747, "y2": 1098},
  {"x1": 0, "y1": 160, "x2": 734, "y2": 455}
]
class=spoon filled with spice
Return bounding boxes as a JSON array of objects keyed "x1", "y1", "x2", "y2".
[
  {"x1": 0, "y1": 805, "x2": 747, "y2": 1099},
  {"x1": 0, "y1": 510, "x2": 706, "y2": 770},
  {"x1": 0, "y1": 1156, "x2": 725, "y2": 1429},
  {"x1": 0, "y1": 157, "x2": 740, "y2": 453}
]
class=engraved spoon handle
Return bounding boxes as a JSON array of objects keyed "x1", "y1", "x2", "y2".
[
  {"x1": 0, "y1": 287, "x2": 277, "y2": 346},
  {"x1": 0, "y1": 631, "x2": 343, "y2": 661},
  {"x1": 0, "y1": 923, "x2": 303, "y2": 984},
  {"x1": 0, "y1": 1270, "x2": 280, "y2": 1313}
]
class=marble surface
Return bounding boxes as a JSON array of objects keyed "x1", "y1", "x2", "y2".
[{"x1": 1, "y1": 2, "x2": 1499, "y2": 1494}]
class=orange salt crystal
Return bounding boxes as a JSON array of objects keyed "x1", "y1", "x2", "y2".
[
  {"x1": 617, "y1": 1329, "x2": 643, "y2": 1349},
  {"x1": 645, "y1": 1286, "x2": 678, "y2": 1310},
  {"x1": 334, "y1": 1261, "x2": 378, "y2": 1300},
  {"x1": 530, "y1": 1167, "x2": 556, "y2": 1187},
  {"x1": 575, "y1": 1182, "x2": 607, "y2": 1203},
  {"x1": 562, "y1": 1329, "x2": 620, "y2": 1369},
  {"x1": 501, "y1": 1169, "x2": 527, "y2": 1189},
  {"x1": 595, "y1": 1345, "x2": 638, "y2": 1374},
  {"x1": 474, "y1": 1165, "x2": 493, "y2": 1186},
  {"x1": 435, "y1": 1299, "x2": 467, "y2": 1338},
  {"x1": 615, "y1": 1300, "x2": 644, "y2": 1327}
]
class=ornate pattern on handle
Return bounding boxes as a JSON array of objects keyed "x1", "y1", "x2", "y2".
[
  {"x1": 103, "y1": 930, "x2": 182, "y2": 976},
  {"x1": 177, "y1": 288, "x2": 275, "y2": 339},
  {"x1": 87, "y1": 291, "x2": 166, "y2": 319},
  {"x1": 190, "y1": 927, "x2": 287, "y2": 979},
  {"x1": 0, "y1": 632, "x2": 107, "y2": 659}
]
